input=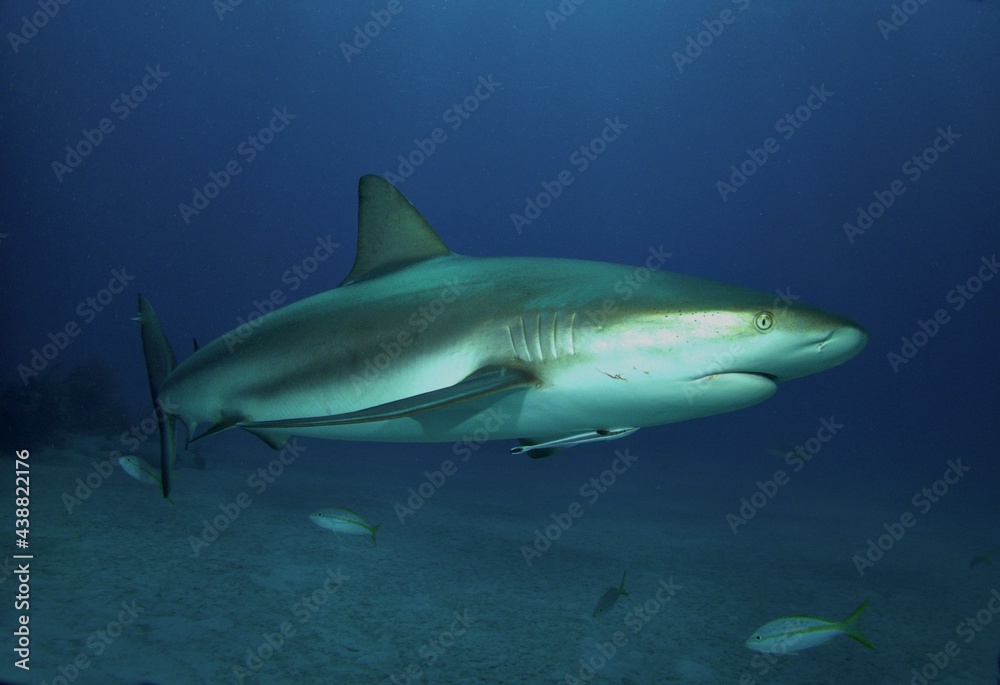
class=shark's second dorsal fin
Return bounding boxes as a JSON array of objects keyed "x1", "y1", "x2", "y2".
[{"x1": 340, "y1": 175, "x2": 452, "y2": 285}]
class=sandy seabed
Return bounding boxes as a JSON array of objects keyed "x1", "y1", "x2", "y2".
[{"x1": 1, "y1": 433, "x2": 997, "y2": 685}]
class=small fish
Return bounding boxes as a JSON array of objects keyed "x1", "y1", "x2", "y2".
[
  {"x1": 118, "y1": 455, "x2": 162, "y2": 486},
  {"x1": 970, "y1": 551, "x2": 996, "y2": 569},
  {"x1": 745, "y1": 599, "x2": 874, "y2": 655},
  {"x1": 310, "y1": 507, "x2": 381, "y2": 544},
  {"x1": 592, "y1": 571, "x2": 629, "y2": 617},
  {"x1": 118, "y1": 455, "x2": 173, "y2": 503}
]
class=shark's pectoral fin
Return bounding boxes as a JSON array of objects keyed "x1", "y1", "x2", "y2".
[
  {"x1": 511, "y1": 427, "x2": 640, "y2": 456},
  {"x1": 236, "y1": 366, "x2": 538, "y2": 431}
]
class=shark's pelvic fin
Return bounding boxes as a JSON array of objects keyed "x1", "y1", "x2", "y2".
[
  {"x1": 191, "y1": 417, "x2": 241, "y2": 444},
  {"x1": 237, "y1": 366, "x2": 536, "y2": 431},
  {"x1": 136, "y1": 294, "x2": 178, "y2": 498},
  {"x1": 242, "y1": 428, "x2": 290, "y2": 450},
  {"x1": 191, "y1": 417, "x2": 289, "y2": 451},
  {"x1": 339, "y1": 175, "x2": 453, "y2": 286}
]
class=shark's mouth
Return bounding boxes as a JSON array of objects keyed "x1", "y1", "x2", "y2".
[
  {"x1": 746, "y1": 371, "x2": 780, "y2": 383},
  {"x1": 695, "y1": 371, "x2": 781, "y2": 396},
  {"x1": 688, "y1": 371, "x2": 779, "y2": 408}
]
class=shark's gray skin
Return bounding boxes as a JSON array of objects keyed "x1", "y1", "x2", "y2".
[{"x1": 137, "y1": 175, "x2": 867, "y2": 497}]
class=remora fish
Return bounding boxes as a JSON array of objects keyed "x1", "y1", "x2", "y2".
[
  {"x1": 745, "y1": 599, "x2": 875, "y2": 654},
  {"x1": 592, "y1": 571, "x2": 629, "y2": 617},
  {"x1": 136, "y1": 175, "x2": 868, "y2": 497},
  {"x1": 310, "y1": 507, "x2": 381, "y2": 543}
]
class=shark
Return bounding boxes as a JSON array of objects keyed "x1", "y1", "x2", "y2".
[{"x1": 137, "y1": 175, "x2": 867, "y2": 497}]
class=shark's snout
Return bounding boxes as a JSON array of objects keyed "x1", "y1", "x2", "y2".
[
  {"x1": 773, "y1": 312, "x2": 868, "y2": 382},
  {"x1": 817, "y1": 322, "x2": 868, "y2": 357}
]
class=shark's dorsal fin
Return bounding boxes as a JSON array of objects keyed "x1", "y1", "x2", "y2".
[{"x1": 340, "y1": 175, "x2": 452, "y2": 286}]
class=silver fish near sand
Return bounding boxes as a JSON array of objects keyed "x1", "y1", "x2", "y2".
[
  {"x1": 136, "y1": 175, "x2": 867, "y2": 498},
  {"x1": 310, "y1": 507, "x2": 381, "y2": 544},
  {"x1": 118, "y1": 455, "x2": 174, "y2": 503},
  {"x1": 118, "y1": 455, "x2": 162, "y2": 486},
  {"x1": 592, "y1": 571, "x2": 629, "y2": 617},
  {"x1": 745, "y1": 599, "x2": 874, "y2": 655}
]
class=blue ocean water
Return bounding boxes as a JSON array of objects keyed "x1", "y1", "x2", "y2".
[{"x1": 1, "y1": 1, "x2": 999, "y2": 684}]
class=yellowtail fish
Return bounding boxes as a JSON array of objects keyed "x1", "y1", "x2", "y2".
[
  {"x1": 118, "y1": 455, "x2": 173, "y2": 503},
  {"x1": 309, "y1": 507, "x2": 381, "y2": 544},
  {"x1": 119, "y1": 454, "x2": 162, "y2": 486},
  {"x1": 745, "y1": 599, "x2": 874, "y2": 654},
  {"x1": 592, "y1": 571, "x2": 629, "y2": 617}
]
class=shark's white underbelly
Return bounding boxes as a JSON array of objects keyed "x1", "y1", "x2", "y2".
[{"x1": 244, "y1": 370, "x2": 777, "y2": 446}]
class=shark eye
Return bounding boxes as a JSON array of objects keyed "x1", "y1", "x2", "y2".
[
  {"x1": 753, "y1": 311, "x2": 774, "y2": 332},
  {"x1": 754, "y1": 635, "x2": 762, "y2": 641}
]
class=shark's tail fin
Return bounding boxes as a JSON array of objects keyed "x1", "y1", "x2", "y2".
[{"x1": 135, "y1": 294, "x2": 178, "y2": 499}]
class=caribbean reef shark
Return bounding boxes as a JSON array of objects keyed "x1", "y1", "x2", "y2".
[{"x1": 137, "y1": 175, "x2": 867, "y2": 497}]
